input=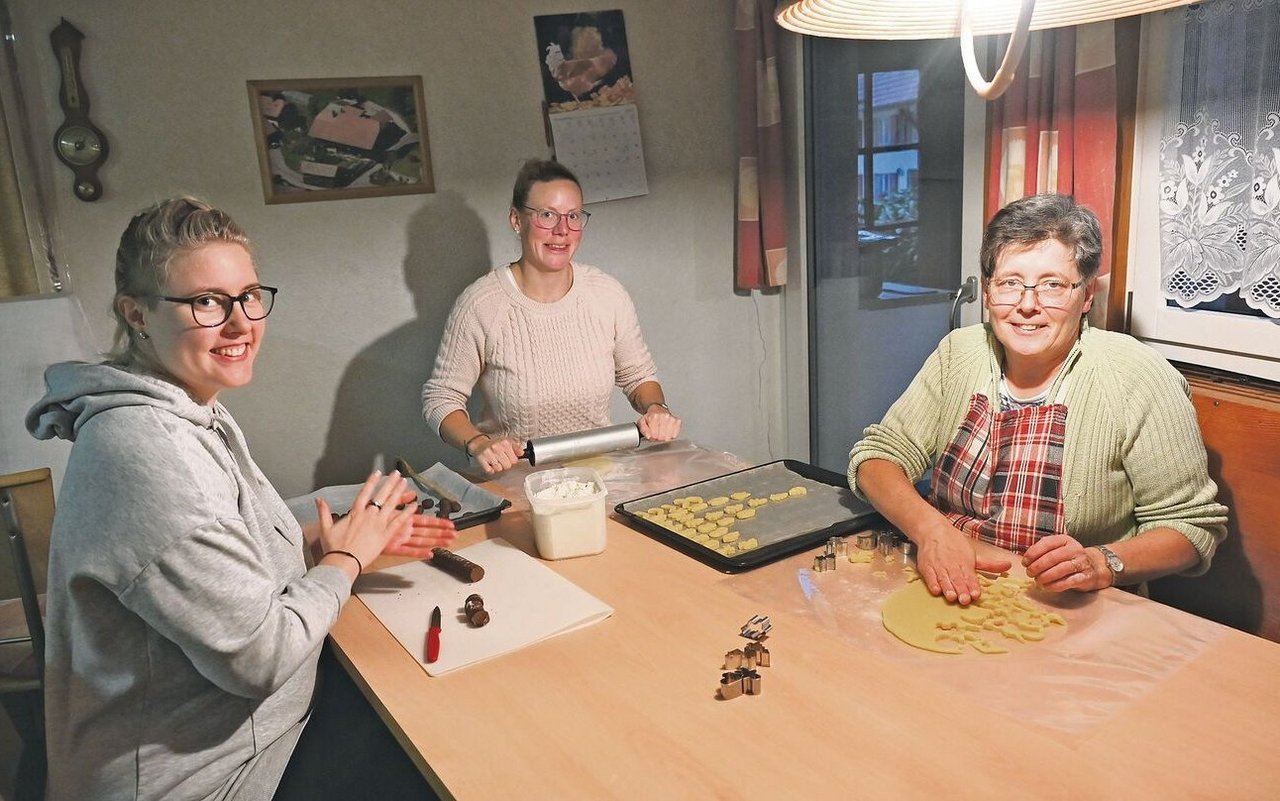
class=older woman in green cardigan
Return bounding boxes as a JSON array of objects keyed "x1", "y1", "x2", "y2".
[{"x1": 849, "y1": 194, "x2": 1227, "y2": 606}]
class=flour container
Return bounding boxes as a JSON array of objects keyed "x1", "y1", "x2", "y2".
[{"x1": 524, "y1": 467, "x2": 607, "y2": 560}]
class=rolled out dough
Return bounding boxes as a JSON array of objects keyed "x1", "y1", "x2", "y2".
[
  {"x1": 565, "y1": 455, "x2": 615, "y2": 474},
  {"x1": 881, "y1": 577, "x2": 1066, "y2": 655}
]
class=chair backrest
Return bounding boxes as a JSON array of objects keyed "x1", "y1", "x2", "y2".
[
  {"x1": 0, "y1": 468, "x2": 53, "y2": 678},
  {"x1": 0, "y1": 468, "x2": 53, "y2": 601}
]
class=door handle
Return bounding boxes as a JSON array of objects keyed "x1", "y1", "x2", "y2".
[{"x1": 949, "y1": 276, "x2": 978, "y2": 330}]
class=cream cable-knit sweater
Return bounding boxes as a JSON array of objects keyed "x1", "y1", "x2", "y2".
[
  {"x1": 848, "y1": 323, "x2": 1228, "y2": 572},
  {"x1": 422, "y1": 263, "x2": 658, "y2": 442}
]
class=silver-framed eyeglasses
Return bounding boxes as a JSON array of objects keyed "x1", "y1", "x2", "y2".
[
  {"x1": 522, "y1": 205, "x2": 591, "y2": 231},
  {"x1": 154, "y1": 285, "x2": 278, "y2": 327},
  {"x1": 986, "y1": 277, "x2": 1083, "y2": 307}
]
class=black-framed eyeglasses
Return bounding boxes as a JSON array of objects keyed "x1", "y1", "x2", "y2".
[
  {"x1": 522, "y1": 205, "x2": 591, "y2": 231},
  {"x1": 153, "y1": 286, "x2": 278, "y2": 327},
  {"x1": 986, "y1": 277, "x2": 1083, "y2": 307}
]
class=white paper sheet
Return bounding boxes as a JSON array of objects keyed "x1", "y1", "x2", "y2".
[{"x1": 354, "y1": 538, "x2": 613, "y2": 676}]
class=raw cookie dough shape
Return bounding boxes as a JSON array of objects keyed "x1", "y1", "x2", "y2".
[{"x1": 881, "y1": 577, "x2": 1065, "y2": 655}]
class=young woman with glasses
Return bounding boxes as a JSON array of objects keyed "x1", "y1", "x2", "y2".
[
  {"x1": 26, "y1": 197, "x2": 455, "y2": 800},
  {"x1": 423, "y1": 159, "x2": 680, "y2": 475},
  {"x1": 849, "y1": 194, "x2": 1226, "y2": 606}
]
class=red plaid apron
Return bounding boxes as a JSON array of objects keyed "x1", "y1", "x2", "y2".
[{"x1": 929, "y1": 392, "x2": 1068, "y2": 553}]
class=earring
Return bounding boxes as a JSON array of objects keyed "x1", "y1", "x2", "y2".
[
  {"x1": 136, "y1": 329, "x2": 149, "y2": 340},
  {"x1": 513, "y1": 227, "x2": 521, "y2": 235}
]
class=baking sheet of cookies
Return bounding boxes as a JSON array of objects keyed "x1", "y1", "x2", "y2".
[{"x1": 615, "y1": 460, "x2": 883, "y2": 573}]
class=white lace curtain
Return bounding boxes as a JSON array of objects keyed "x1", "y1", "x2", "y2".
[{"x1": 1159, "y1": 0, "x2": 1280, "y2": 319}]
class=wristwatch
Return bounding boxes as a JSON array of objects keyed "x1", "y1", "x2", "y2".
[{"x1": 1096, "y1": 545, "x2": 1125, "y2": 585}]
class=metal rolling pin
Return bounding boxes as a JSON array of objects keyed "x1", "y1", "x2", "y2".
[{"x1": 524, "y1": 422, "x2": 642, "y2": 466}]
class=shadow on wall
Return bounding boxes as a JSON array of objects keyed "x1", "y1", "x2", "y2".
[{"x1": 312, "y1": 191, "x2": 491, "y2": 488}]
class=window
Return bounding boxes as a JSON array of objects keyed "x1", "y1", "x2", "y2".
[
  {"x1": 805, "y1": 37, "x2": 971, "y2": 472},
  {"x1": 1128, "y1": 4, "x2": 1280, "y2": 383},
  {"x1": 808, "y1": 38, "x2": 965, "y2": 305}
]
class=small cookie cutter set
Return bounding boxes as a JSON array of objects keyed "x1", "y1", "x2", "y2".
[
  {"x1": 718, "y1": 614, "x2": 773, "y2": 700},
  {"x1": 812, "y1": 529, "x2": 916, "y2": 572}
]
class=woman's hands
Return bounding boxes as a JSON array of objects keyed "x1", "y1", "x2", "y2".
[
  {"x1": 638, "y1": 404, "x2": 680, "y2": 442},
  {"x1": 1021, "y1": 534, "x2": 1111, "y2": 592},
  {"x1": 914, "y1": 522, "x2": 1013, "y2": 606},
  {"x1": 314, "y1": 471, "x2": 457, "y2": 580},
  {"x1": 471, "y1": 436, "x2": 525, "y2": 476}
]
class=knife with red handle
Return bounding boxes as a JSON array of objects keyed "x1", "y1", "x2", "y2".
[{"x1": 425, "y1": 605, "x2": 442, "y2": 664}]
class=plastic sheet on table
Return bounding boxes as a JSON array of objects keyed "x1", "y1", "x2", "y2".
[
  {"x1": 723, "y1": 544, "x2": 1226, "y2": 734},
  {"x1": 474, "y1": 439, "x2": 752, "y2": 513}
]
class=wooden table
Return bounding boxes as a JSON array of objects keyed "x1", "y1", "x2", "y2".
[{"x1": 330, "y1": 504, "x2": 1280, "y2": 799}]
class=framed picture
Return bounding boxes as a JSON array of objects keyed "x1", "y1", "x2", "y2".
[{"x1": 246, "y1": 75, "x2": 433, "y2": 204}]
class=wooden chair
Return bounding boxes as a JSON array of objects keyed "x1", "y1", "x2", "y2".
[
  {"x1": 0, "y1": 467, "x2": 52, "y2": 801},
  {"x1": 1149, "y1": 375, "x2": 1280, "y2": 643}
]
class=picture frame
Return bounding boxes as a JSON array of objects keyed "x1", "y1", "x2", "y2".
[{"x1": 246, "y1": 75, "x2": 433, "y2": 204}]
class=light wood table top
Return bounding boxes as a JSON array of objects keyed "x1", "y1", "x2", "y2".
[{"x1": 330, "y1": 504, "x2": 1280, "y2": 800}]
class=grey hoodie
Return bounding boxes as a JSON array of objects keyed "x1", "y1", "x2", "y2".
[{"x1": 28, "y1": 362, "x2": 351, "y2": 801}]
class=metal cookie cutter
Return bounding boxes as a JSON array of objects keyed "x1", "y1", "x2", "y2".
[
  {"x1": 724, "y1": 648, "x2": 745, "y2": 670},
  {"x1": 740, "y1": 668, "x2": 763, "y2": 696},
  {"x1": 878, "y1": 530, "x2": 896, "y2": 557},
  {"x1": 813, "y1": 552, "x2": 838, "y2": 572},
  {"x1": 744, "y1": 641, "x2": 770, "y2": 668},
  {"x1": 740, "y1": 614, "x2": 771, "y2": 641},
  {"x1": 719, "y1": 671, "x2": 744, "y2": 700}
]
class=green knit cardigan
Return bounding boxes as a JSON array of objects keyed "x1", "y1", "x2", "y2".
[{"x1": 847, "y1": 323, "x2": 1228, "y2": 573}]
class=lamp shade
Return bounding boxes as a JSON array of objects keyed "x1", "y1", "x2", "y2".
[{"x1": 775, "y1": 0, "x2": 1201, "y2": 40}]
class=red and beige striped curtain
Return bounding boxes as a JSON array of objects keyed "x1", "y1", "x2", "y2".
[
  {"x1": 985, "y1": 22, "x2": 1122, "y2": 279},
  {"x1": 734, "y1": 0, "x2": 787, "y2": 290}
]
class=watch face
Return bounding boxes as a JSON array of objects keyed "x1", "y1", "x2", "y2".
[
  {"x1": 1101, "y1": 547, "x2": 1124, "y2": 574},
  {"x1": 56, "y1": 125, "x2": 105, "y2": 167}
]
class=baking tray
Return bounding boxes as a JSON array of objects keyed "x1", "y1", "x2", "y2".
[
  {"x1": 285, "y1": 463, "x2": 510, "y2": 532},
  {"x1": 614, "y1": 459, "x2": 884, "y2": 573},
  {"x1": 398, "y1": 461, "x2": 510, "y2": 530}
]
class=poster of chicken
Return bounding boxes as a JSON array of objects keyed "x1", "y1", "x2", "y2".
[{"x1": 535, "y1": 10, "x2": 635, "y2": 113}]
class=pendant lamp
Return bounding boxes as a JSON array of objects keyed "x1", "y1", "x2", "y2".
[{"x1": 775, "y1": 0, "x2": 1202, "y2": 99}]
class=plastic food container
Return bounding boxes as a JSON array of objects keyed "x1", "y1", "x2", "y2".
[{"x1": 524, "y1": 467, "x2": 608, "y2": 560}]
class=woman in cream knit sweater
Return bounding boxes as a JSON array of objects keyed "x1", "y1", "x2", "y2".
[
  {"x1": 849, "y1": 194, "x2": 1226, "y2": 606},
  {"x1": 423, "y1": 159, "x2": 680, "y2": 474}
]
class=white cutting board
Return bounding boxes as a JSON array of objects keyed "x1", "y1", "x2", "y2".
[{"x1": 354, "y1": 538, "x2": 613, "y2": 676}]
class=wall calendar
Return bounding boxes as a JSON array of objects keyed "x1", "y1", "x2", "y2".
[{"x1": 548, "y1": 104, "x2": 648, "y2": 203}]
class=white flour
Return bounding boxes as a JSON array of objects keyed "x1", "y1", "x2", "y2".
[{"x1": 534, "y1": 479, "x2": 599, "y2": 500}]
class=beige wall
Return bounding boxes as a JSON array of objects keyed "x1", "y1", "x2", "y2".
[{"x1": 5, "y1": 0, "x2": 787, "y2": 497}]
